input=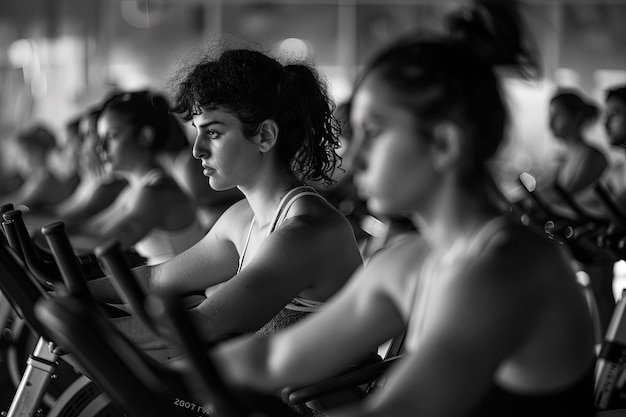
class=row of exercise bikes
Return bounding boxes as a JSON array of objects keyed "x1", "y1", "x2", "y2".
[
  {"x1": 0, "y1": 202, "x2": 404, "y2": 417},
  {"x1": 3, "y1": 172, "x2": 626, "y2": 416}
]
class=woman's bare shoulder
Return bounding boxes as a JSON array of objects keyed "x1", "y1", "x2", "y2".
[
  {"x1": 282, "y1": 192, "x2": 356, "y2": 234},
  {"x1": 210, "y1": 197, "x2": 254, "y2": 237},
  {"x1": 360, "y1": 234, "x2": 430, "y2": 292},
  {"x1": 472, "y1": 219, "x2": 575, "y2": 288}
]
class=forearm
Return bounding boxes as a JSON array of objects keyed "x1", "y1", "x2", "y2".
[
  {"x1": 212, "y1": 334, "x2": 277, "y2": 391},
  {"x1": 89, "y1": 264, "x2": 153, "y2": 303},
  {"x1": 185, "y1": 300, "x2": 264, "y2": 344}
]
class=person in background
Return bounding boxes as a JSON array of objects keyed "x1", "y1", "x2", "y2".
[
  {"x1": 68, "y1": 90, "x2": 205, "y2": 266},
  {"x1": 605, "y1": 85, "x2": 626, "y2": 149},
  {"x1": 212, "y1": 2, "x2": 596, "y2": 416},
  {"x1": 605, "y1": 85, "x2": 626, "y2": 188},
  {"x1": 18, "y1": 107, "x2": 130, "y2": 236},
  {"x1": 543, "y1": 89, "x2": 614, "y2": 335},
  {"x1": 548, "y1": 89, "x2": 608, "y2": 197},
  {"x1": 0, "y1": 123, "x2": 80, "y2": 211},
  {"x1": 515, "y1": 90, "x2": 608, "y2": 221}
]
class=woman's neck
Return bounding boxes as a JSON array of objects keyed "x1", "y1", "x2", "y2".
[
  {"x1": 239, "y1": 173, "x2": 303, "y2": 227},
  {"x1": 418, "y1": 180, "x2": 501, "y2": 253}
]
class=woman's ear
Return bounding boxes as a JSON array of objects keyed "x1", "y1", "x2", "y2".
[
  {"x1": 430, "y1": 122, "x2": 463, "y2": 172},
  {"x1": 256, "y1": 120, "x2": 279, "y2": 153}
]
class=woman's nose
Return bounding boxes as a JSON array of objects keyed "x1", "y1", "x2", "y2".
[{"x1": 192, "y1": 135, "x2": 209, "y2": 160}]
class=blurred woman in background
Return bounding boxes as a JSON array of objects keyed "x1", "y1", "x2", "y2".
[
  {"x1": 69, "y1": 90, "x2": 205, "y2": 265},
  {"x1": 45, "y1": 107, "x2": 130, "y2": 229},
  {"x1": 549, "y1": 89, "x2": 608, "y2": 198},
  {"x1": 0, "y1": 123, "x2": 79, "y2": 211}
]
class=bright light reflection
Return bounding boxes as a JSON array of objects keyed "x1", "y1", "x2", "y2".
[{"x1": 278, "y1": 38, "x2": 311, "y2": 60}]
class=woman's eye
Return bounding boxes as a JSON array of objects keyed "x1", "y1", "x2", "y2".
[
  {"x1": 204, "y1": 129, "x2": 219, "y2": 139},
  {"x1": 363, "y1": 126, "x2": 382, "y2": 141},
  {"x1": 198, "y1": 129, "x2": 219, "y2": 140}
]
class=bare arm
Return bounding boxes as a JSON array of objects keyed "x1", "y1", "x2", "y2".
[
  {"x1": 88, "y1": 204, "x2": 242, "y2": 304},
  {"x1": 189, "y1": 212, "x2": 362, "y2": 342},
  {"x1": 72, "y1": 185, "x2": 168, "y2": 249},
  {"x1": 1, "y1": 173, "x2": 58, "y2": 209},
  {"x1": 331, "y1": 242, "x2": 552, "y2": 417},
  {"x1": 213, "y1": 239, "x2": 420, "y2": 390},
  {"x1": 62, "y1": 178, "x2": 128, "y2": 228}
]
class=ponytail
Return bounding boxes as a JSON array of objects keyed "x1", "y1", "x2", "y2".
[
  {"x1": 277, "y1": 64, "x2": 340, "y2": 184},
  {"x1": 446, "y1": 0, "x2": 540, "y2": 79}
]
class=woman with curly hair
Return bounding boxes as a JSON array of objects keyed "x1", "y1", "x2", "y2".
[{"x1": 88, "y1": 48, "x2": 362, "y2": 345}]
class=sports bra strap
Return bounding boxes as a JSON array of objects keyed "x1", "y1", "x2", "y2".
[
  {"x1": 237, "y1": 185, "x2": 324, "y2": 273},
  {"x1": 269, "y1": 186, "x2": 323, "y2": 234}
]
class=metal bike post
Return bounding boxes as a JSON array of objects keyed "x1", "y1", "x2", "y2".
[{"x1": 6, "y1": 337, "x2": 58, "y2": 417}]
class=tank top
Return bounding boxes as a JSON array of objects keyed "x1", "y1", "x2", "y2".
[{"x1": 238, "y1": 185, "x2": 326, "y2": 314}]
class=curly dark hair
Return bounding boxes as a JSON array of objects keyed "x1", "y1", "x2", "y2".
[{"x1": 171, "y1": 48, "x2": 341, "y2": 185}]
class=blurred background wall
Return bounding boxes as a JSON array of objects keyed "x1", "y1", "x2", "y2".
[{"x1": 0, "y1": 0, "x2": 625, "y2": 195}]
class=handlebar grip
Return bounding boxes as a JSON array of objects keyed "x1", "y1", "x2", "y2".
[
  {"x1": 4, "y1": 209, "x2": 59, "y2": 288},
  {"x1": 0, "y1": 203, "x2": 10, "y2": 247},
  {"x1": 41, "y1": 221, "x2": 92, "y2": 301},
  {"x1": 2, "y1": 211, "x2": 24, "y2": 261},
  {"x1": 94, "y1": 240, "x2": 155, "y2": 332},
  {"x1": 0, "y1": 203, "x2": 14, "y2": 221}
]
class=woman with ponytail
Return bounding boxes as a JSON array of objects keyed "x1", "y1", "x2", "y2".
[
  {"x1": 548, "y1": 89, "x2": 607, "y2": 196},
  {"x1": 213, "y1": 2, "x2": 596, "y2": 416},
  {"x1": 545, "y1": 89, "x2": 614, "y2": 335},
  {"x1": 70, "y1": 90, "x2": 206, "y2": 266},
  {"x1": 88, "y1": 48, "x2": 362, "y2": 346},
  {"x1": 524, "y1": 89, "x2": 609, "y2": 220}
]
